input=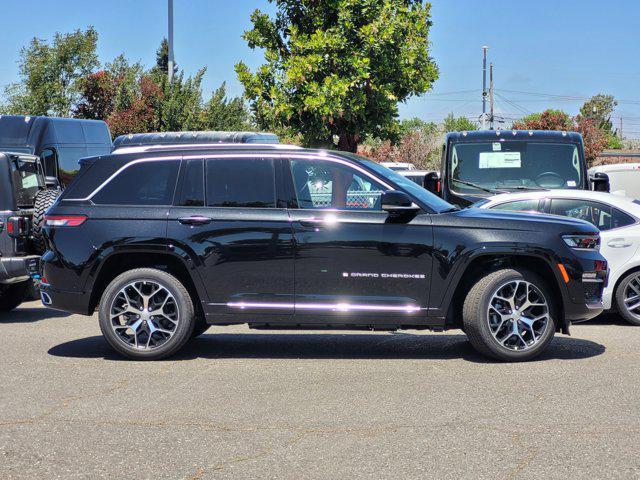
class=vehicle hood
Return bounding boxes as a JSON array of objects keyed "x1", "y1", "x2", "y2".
[{"x1": 448, "y1": 207, "x2": 599, "y2": 233}]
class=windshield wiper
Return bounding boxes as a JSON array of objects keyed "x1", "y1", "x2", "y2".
[
  {"x1": 504, "y1": 185, "x2": 548, "y2": 191},
  {"x1": 452, "y1": 179, "x2": 505, "y2": 194}
]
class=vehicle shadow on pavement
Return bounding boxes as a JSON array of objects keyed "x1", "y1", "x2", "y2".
[
  {"x1": 0, "y1": 307, "x2": 71, "y2": 323},
  {"x1": 581, "y1": 313, "x2": 633, "y2": 326},
  {"x1": 48, "y1": 332, "x2": 605, "y2": 364}
]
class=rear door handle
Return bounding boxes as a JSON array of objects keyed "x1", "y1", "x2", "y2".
[
  {"x1": 607, "y1": 238, "x2": 632, "y2": 248},
  {"x1": 178, "y1": 215, "x2": 213, "y2": 226}
]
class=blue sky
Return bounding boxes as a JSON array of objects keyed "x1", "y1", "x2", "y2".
[{"x1": 1, "y1": 0, "x2": 639, "y2": 137}]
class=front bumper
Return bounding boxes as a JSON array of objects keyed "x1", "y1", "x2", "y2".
[{"x1": 0, "y1": 255, "x2": 40, "y2": 284}]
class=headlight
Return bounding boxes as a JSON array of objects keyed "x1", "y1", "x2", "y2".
[{"x1": 562, "y1": 234, "x2": 600, "y2": 251}]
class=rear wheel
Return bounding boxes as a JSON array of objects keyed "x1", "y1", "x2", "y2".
[
  {"x1": 615, "y1": 271, "x2": 640, "y2": 326},
  {"x1": 98, "y1": 268, "x2": 195, "y2": 360},
  {"x1": 463, "y1": 269, "x2": 556, "y2": 361},
  {"x1": 32, "y1": 188, "x2": 61, "y2": 254},
  {"x1": 0, "y1": 281, "x2": 29, "y2": 312}
]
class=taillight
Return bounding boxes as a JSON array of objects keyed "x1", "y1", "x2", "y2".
[
  {"x1": 562, "y1": 233, "x2": 600, "y2": 251},
  {"x1": 7, "y1": 216, "x2": 29, "y2": 237},
  {"x1": 437, "y1": 180, "x2": 441, "y2": 193},
  {"x1": 44, "y1": 215, "x2": 87, "y2": 227}
]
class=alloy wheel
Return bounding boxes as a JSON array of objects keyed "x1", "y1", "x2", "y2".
[
  {"x1": 109, "y1": 280, "x2": 179, "y2": 350},
  {"x1": 623, "y1": 274, "x2": 640, "y2": 321},
  {"x1": 487, "y1": 280, "x2": 550, "y2": 351}
]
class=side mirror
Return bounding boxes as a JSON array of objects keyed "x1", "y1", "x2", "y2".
[
  {"x1": 381, "y1": 190, "x2": 420, "y2": 214},
  {"x1": 423, "y1": 172, "x2": 440, "y2": 195},
  {"x1": 590, "y1": 172, "x2": 610, "y2": 192}
]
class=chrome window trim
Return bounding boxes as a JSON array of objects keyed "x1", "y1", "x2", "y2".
[{"x1": 64, "y1": 153, "x2": 393, "y2": 204}]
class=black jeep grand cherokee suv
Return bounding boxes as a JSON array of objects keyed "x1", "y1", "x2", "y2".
[{"x1": 41, "y1": 144, "x2": 607, "y2": 361}]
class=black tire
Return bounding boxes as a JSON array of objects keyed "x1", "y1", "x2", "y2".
[
  {"x1": 462, "y1": 268, "x2": 557, "y2": 362},
  {"x1": 614, "y1": 271, "x2": 640, "y2": 326},
  {"x1": 0, "y1": 281, "x2": 29, "y2": 312},
  {"x1": 98, "y1": 268, "x2": 195, "y2": 360},
  {"x1": 32, "y1": 189, "x2": 61, "y2": 254}
]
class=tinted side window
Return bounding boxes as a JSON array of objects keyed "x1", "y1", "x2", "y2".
[
  {"x1": 178, "y1": 159, "x2": 204, "y2": 207},
  {"x1": 549, "y1": 198, "x2": 617, "y2": 230},
  {"x1": 92, "y1": 160, "x2": 180, "y2": 205},
  {"x1": 612, "y1": 208, "x2": 636, "y2": 229},
  {"x1": 206, "y1": 158, "x2": 275, "y2": 208},
  {"x1": 491, "y1": 199, "x2": 540, "y2": 212},
  {"x1": 290, "y1": 158, "x2": 386, "y2": 210}
]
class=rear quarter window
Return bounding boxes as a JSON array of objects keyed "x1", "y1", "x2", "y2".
[{"x1": 92, "y1": 160, "x2": 180, "y2": 206}]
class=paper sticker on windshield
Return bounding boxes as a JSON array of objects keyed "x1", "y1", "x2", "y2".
[
  {"x1": 21, "y1": 176, "x2": 39, "y2": 188},
  {"x1": 492, "y1": 142, "x2": 502, "y2": 151},
  {"x1": 566, "y1": 180, "x2": 577, "y2": 187},
  {"x1": 479, "y1": 152, "x2": 521, "y2": 169}
]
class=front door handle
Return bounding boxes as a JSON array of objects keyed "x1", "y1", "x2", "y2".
[
  {"x1": 298, "y1": 218, "x2": 326, "y2": 228},
  {"x1": 178, "y1": 215, "x2": 213, "y2": 226},
  {"x1": 607, "y1": 238, "x2": 632, "y2": 248}
]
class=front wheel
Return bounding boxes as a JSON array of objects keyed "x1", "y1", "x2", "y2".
[
  {"x1": 463, "y1": 269, "x2": 556, "y2": 361},
  {"x1": 614, "y1": 271, "x2": 640, "y2": 326},
  {"x1": 98, "y1": 268, "x2": 195, "y2": 360}
]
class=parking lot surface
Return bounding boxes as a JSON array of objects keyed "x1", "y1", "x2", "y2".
[{"x1": 1, "y1": 301, "x2": 639, "y2": 479}]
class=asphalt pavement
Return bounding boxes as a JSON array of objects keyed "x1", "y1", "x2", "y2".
[{"x1": 1, "y1": 301, "x2": 639, "y2": 479}]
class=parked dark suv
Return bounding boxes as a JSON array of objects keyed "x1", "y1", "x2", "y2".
[{"x1": 41, "y1": 143, "x2": 607, "y2": 361}]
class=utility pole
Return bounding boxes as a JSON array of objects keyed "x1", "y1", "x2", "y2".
[
  {"x1": 168, "y1": 0, "x2": 175, "y2": 84},
  {"x1": 481, "y1": 46, "x2": 488, "y2": 129},
  {"x1": 489, "y1": 62, "x2": 494, "y2": 130},
  {"x1": 620, "y1": 117, "x2": 623, "y2": 140}
]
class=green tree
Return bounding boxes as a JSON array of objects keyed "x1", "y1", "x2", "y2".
[
  {"x1": 236, "y1": 0, "x2": 439, "y2": 152},
  {"x1": 443, "y1": 113, "x2": 477, "y2": 132},
  {"x1": 580, "y1": 94, "x2": 617, "y2": 132},
  {"x1": 152, "y1": 38, "x2": 170, "y2": 76},
  {"x1": 2, "y1": 27, "x2": 99, "y2": 116},
  {"x1": 200, "y1": 82, "x2": 253, "y2": 131}
]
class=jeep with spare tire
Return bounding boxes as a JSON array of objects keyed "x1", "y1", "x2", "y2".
[
  {"x1": 0, "y1": 115, "x2": 112, "y2": 311},
  {"x1": 41, "y1": 143, "x2": 608, "y2": 361}
]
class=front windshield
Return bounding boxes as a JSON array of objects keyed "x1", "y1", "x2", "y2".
[
  {"x1": 352, "y1": 156, "x2": 456, "y2": 213},
  {"x1": 450, "y1": 141, "x2": 582, "y2": 193}
]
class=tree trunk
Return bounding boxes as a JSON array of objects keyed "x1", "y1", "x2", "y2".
[{"x1": 337, "y1": 133, "x2": 358, "y2": 153}]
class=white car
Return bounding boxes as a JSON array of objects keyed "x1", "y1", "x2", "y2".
[
  {"x1": 589, "y1": 163, "x2": 640, "y2": 199},
  {"x1": 380, "y1": 162, "x2": 415, "y2": 171},
  {"x1": 477, "y1": 189, "x2": 640, "y2": 325}
]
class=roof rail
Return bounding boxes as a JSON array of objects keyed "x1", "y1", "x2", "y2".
[
  {"x1": 111, "y1": 143, "x2": 302, "y2": 155},
  {"x1": 112, "y1": 130, "x2": 280, "y2": 150}
]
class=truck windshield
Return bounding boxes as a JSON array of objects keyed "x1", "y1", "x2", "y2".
[
  {"x1": 450, "y1": 141, "x2": 582, "y2": 193},
  {"x1": 11, "y1": 158, "x2": 41, "y2": 207}
]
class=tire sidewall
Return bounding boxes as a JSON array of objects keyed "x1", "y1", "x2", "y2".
[
  {"x1": 615, "y1": 272, "x2": 640, "y2": 326},
  {"x1": 473, "y1": 269, "x2": 557, "y2": 361},
  {"x1": 99, "y1": 269, "x2": 194, "y2": 359}
]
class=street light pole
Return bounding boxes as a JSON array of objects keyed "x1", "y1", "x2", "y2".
[
  {"x1": 482, "y1": 46, "x2": 488, "y2": 129},
  {"x1": 489, "y1": 62, "x2": 494, "y2": 130},
  {"x1": 168, "y1": 0, "x2": 175, "y2": 84}
]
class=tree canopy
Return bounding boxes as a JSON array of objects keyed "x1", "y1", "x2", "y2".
[
  {"x1": 236, "y1": 0, "x2": 439, "y2": 152},
  {"x1": 2, "y1": 27, "x2": 99, "y2": 116}
]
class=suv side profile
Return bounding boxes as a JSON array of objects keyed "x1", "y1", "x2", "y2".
[{"x1": 41, "y1": 144, "x2": 607, "y2": 361}]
